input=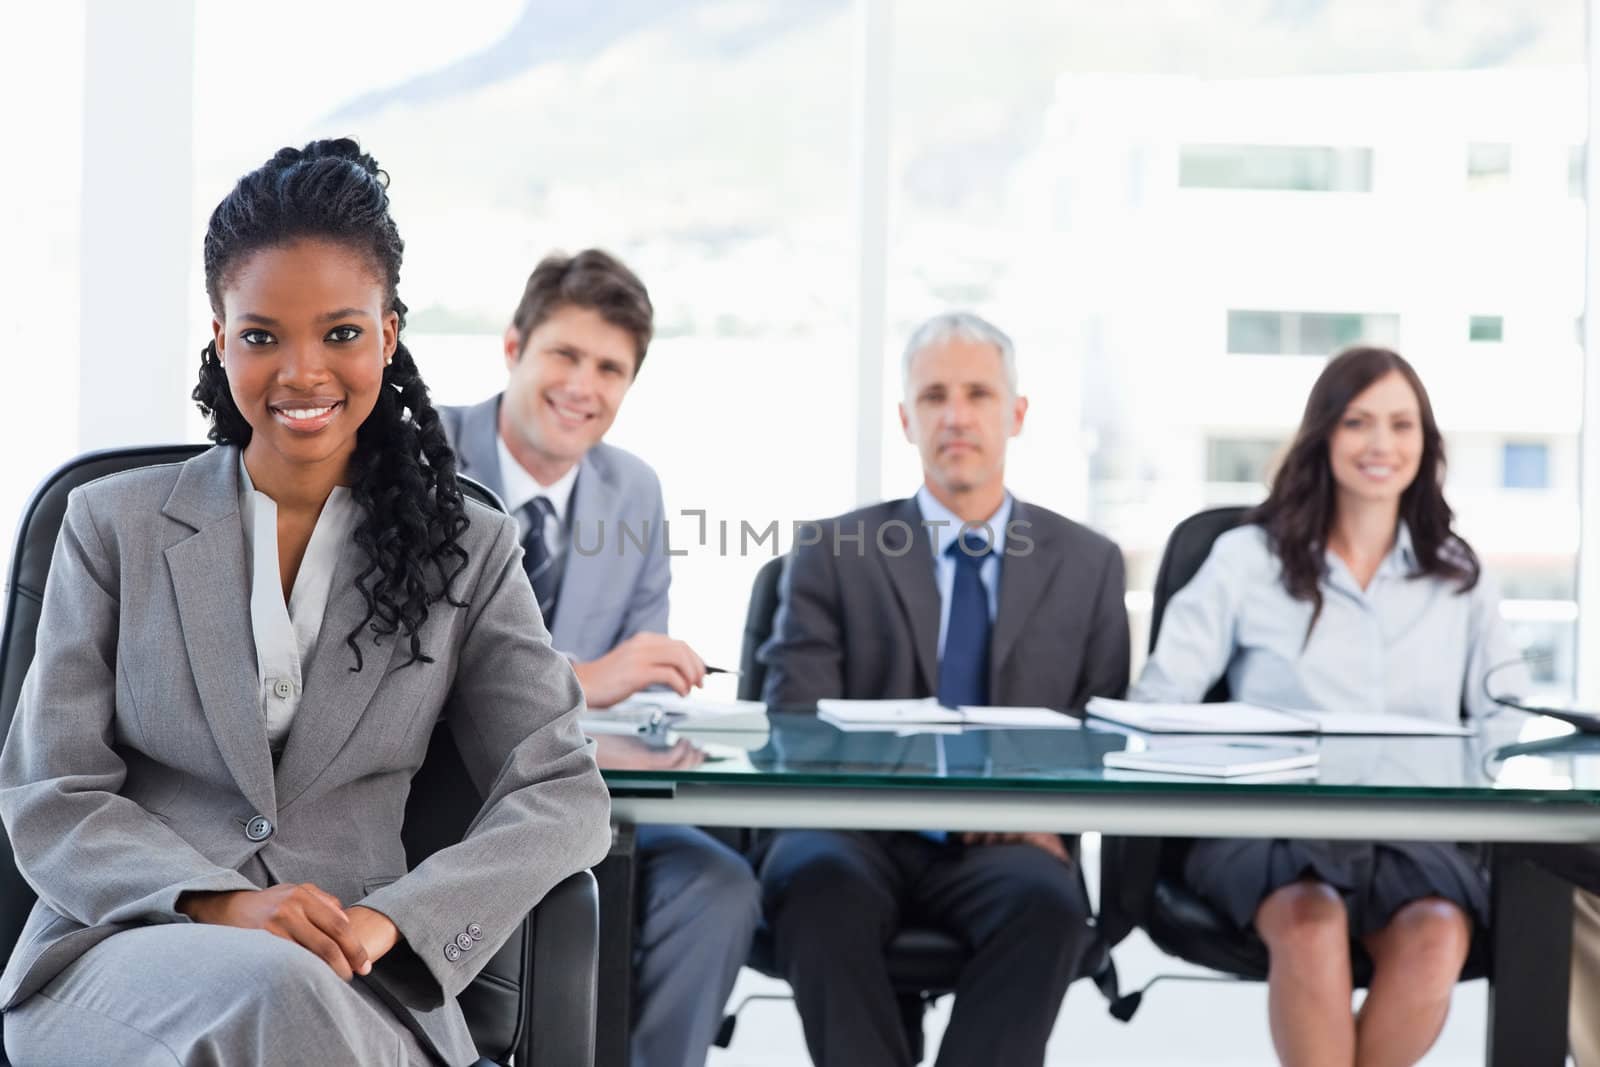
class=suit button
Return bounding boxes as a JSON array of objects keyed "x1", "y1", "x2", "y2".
[
  {"x1": 444, "y1": 943, "x2": 462, "y2": 963},
  {"x1": 455, "y1": 932, "x2": 474, "y2": 951},
  {"x1": 244, "y1": 816, "x2": 273, "y2": 842},
  {"x1": 271, "y1": 679, "x2": 294, "y2": 699},
  {"x1": 466, "y1": 922, "x2": 483, "y2": 941}
]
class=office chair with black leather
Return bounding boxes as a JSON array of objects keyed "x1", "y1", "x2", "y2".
[
  {"x1": 711, "y1": 555, "x2": 966, "y2": 1060},
  {"x1": 1096, "y1": 505, "x2": 1489, "y2": 1020},
  {"x1": 0, "y1": 445, "x2": 599, "y2": 1067}
]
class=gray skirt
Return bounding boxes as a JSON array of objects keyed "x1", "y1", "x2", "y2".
[{"x1": 1183, "y1": 837, "x2": 1489, "y2": 939}]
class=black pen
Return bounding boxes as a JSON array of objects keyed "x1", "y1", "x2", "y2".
[{"x1": 704, "y1": 665, "x2": 740, "y2": 676}]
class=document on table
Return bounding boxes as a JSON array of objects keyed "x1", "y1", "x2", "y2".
[
  {"x1": 588, "y1": 692, "x2": 771, "y2": 733},
  {"x1": 817, "y1": 698, "x2": 1081, "y2": 730},
  {"x1": 1085, "y1": 697, "x2": 1474, "y2": 737},
  {"x1": 1102, "y1": 741, "x2": 1320, "y2": 778},
  {"x1": 1085, "y1": 697, "x2": 1310, "y2": 734},
  {"x1": 1288, "y1": 708, "x2": 1472, "y2": 737}
]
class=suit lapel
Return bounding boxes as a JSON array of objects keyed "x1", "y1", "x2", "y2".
[
  {"x1": 455, "y1": 394, "x2": 507, "y2": 499},
  {"x1": 990, "y1": 500, "x2": 1065, "y2": 682},
  {"x1": 875, "y1": 499, "x2": 940, "y2": 694},
  {"x1": 550, "y1": 450, "x2": 618, "y2": 652},
  {"x1": 274, "y1": 534, "x2": 402, "y2": 809},
  {"x1": 162, "y1": 448, "x2": 277, "y2": 817}
]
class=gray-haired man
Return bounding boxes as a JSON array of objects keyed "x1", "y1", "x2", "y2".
[{"x1": 756, "y1": 312, "x2": 1130, "y2": 1066}]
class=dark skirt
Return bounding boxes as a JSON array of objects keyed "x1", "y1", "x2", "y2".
[{"x1": 1183, "y1": 838, "x2": 1489, "y2": 939}]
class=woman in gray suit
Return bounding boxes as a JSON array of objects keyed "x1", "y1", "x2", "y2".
[{"x1": 0, "y1": 140, "x2": 611, "y2": 1066}]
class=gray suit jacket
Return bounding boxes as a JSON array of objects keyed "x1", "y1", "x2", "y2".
[
  {"x1": 439, "y1": 394, "x2": 671, "y2": 662},
  {"x1": 0, "y1": 445, "x2": 611, "y2": 1066},
  {"x1": 759, "y1": 496, "x2": 1131, "y2": 708}
]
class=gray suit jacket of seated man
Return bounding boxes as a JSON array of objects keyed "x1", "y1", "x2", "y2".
[{"x1": 439, "y1": 393, "x2": 671, "y2": 663}]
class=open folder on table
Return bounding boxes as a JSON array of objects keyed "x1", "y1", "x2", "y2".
[
  {"x1": 817, "y1": 697, "x2": 1081, "y2": 731},
  {"x1": 1085, "y1": 697, "x2": 1473, "y2": 737},
  {"x1": 584, "y1": 692, "x2": 770, "y2": 735}
]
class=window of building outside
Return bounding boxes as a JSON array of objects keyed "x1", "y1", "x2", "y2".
[
  {"x1": 1206, "y1": 437, "x2": 1283, "y2": 485},
  {"x1": 1178, "y1": 144, "x2": 1375, "y2": 192},
  {"x1": 190, "y1": 1, "x2": 854, "y2": 668},
  {"x1": 1467, "y1": 141, "x2": 1513, "y2": 189},
  {"x1": 883, "y1": 0, "x2": 1584, "y2": 695},
  {"x1": 1227, "y1": 310, "x2": 1400, "y2": 355},
  {"x1": 1470, "y1": 315, "x2": 1505, "y2": 342},
  {"x1": 1504, "y1": 441, "x2": 1552, "y2": 489}
]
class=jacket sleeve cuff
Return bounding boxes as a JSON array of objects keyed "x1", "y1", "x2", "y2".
[
  {"x1": 356, "y1": 883, "x2": 489, "y2": 1000},
  {"x1": 150, "y1": 868, "x2": 261, "y2": 925}
]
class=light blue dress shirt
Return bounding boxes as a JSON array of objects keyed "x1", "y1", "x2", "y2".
[
  {"x1": 1132, "y1": 522, "x2": 1530, "y2": 746},
  {"x1": 915, "y1": 485, "x2": 1011, "y2": 658}
]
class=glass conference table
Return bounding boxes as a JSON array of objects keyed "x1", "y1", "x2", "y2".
[{"x1": 596, "y1": 708, "x2": 1600, "y2": 1067}]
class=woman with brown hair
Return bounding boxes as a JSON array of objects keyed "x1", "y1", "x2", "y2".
[{"x1": 1133, "y1": 346, "x2": 1529, "y2": 1067}]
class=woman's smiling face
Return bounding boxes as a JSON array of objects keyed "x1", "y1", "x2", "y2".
[{"x1": 212, "y1": 237, "x2": 397, "y2": 483}]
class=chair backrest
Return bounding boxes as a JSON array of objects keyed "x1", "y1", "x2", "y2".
[
  {"x1": 1147, "y1": 505, "x2": 1251, "y2": 651},
  {"x1": 1097, "y1": 504, "x2": 1249, "y2": 950},
  {"x1": 737, "y1": 555, "x2": 788, "y2": 702},
  {"x1": 0, "y1": 445, "x2": 525, "y2": 1060},
  {"x1": 1147, "y1": 505, "x2": 1250, "y2": 704}
]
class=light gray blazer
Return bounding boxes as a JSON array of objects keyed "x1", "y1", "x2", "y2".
[
  {"x1": 0, "y1": 445, "x2": 611, "y2": 1066},
  {"x1": 439, "y1": 394, "x2": 671, "y2": 662}
]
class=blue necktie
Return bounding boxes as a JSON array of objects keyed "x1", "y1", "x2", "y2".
[
  {"x1": 519, "y1": 496, "x2": 560, "y2": 627},
  {"x1": 938, "y1": 533, "x2": 992, "y2": 707},
  {"x1": 923, "y1": 534, "x2": 993, "y2": 845}
]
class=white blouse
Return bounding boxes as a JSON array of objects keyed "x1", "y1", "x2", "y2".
[
  {"x1": 239, "y1": 458, "x2": 359, "y2": 753},
  {"x1": 1132, "y1": 522, "x2": 1531, "y2": 744}
]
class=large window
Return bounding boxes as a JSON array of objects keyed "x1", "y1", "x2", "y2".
[
  {"x1": 1, "y1": 0, "x2": 1591, "y2": 703},
  {"x1": 883, "y1": 0, "x2": 1586, "y2": 692},
  {"x1": 187, "y1": 1, "x2": 855, "y2": 667}
]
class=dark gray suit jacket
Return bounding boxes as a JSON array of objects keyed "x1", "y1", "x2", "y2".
[
  {"x1": 0, "y1": 446, "x2": 611, "y2": 1066},
  {"x1": 758, "y1": 496, "x2": 1130, "y2": 708},
  {"x1": 439, "y1": 394, "x2": 671, "y2": 662}
]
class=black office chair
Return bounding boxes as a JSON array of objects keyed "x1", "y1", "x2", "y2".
[
  {"x1": 0, "y1": 444, "x2": 599, "y2": 1067},
  {"x1": 1097, "y1": 506, "x2": 1489, "y2": 1019},
  {"x1": 717, "y1": 555, "x2": 988, "y2": 1061}
]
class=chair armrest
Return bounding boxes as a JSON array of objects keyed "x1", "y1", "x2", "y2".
[{"x1": 519, "y1": 869, "x2": 599, "y2": 1067}]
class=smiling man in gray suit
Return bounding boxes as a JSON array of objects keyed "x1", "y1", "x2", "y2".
[
  {"x1": 439, "y1": 249, "x2": 758, "y2": 1067},
  {"x1": 757, "y1": 312, "x2": 1131, "y2": 1067}
]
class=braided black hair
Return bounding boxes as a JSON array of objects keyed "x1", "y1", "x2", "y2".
[{"x1": 192, "y1": 138, "x2": 469, "y2": 670}]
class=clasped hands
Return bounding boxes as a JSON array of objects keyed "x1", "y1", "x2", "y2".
[
  {"x1": 178, "y1": 884, "x2": 398, "y2": 980},
  {"x1": 959, "y1": 831, "x2": 1070, "y2": 862}
]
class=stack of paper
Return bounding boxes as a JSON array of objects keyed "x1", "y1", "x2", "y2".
[
  {"x1": 1085, "y1": 697, "x2": 1473, "y2": 737},
  {"x1": 1102, "y1": 741, "x2": 1320, "y2": 779},
  {"x1": 816, "y1": 698, "x2": 1080, "y2": 731}
]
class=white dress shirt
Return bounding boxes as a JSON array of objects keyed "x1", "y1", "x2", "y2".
[
  {"x1": 496, "y1": 435, "x2": 578, "y2": 554},
  {"x1": 239, "y1": 458, "x2": 359, "y2": 752},
  {"x1": 914, "y1": 485, "x2": 1011, "y2": 658},
  {"x1": 1132, "y1": 522, "x2": 1530, "y2": 743}
]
